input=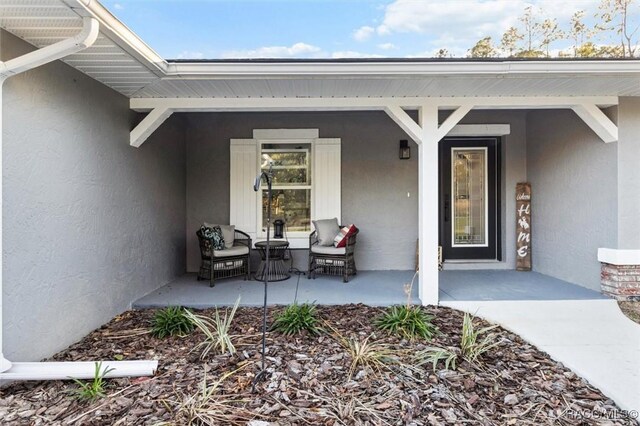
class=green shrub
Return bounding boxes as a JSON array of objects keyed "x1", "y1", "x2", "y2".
[
  {"x1": 69, "y1": 361, "x2": 114, "y2": 402},
  {"x1": 375, "y1": 305, "x2": 437, "y2": 340},
  {"x1": 271, "y1": 303, "x2": 322, "y2": 336},
  {"x1": 151, "y1": 306, "x2": 194, "y2": 338}
]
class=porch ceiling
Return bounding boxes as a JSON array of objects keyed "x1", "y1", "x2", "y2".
[{"x1": 2, "y1": 0, "x2": 640, "y2": 100}]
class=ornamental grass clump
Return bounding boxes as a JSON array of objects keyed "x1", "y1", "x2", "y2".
[
  {"x1": 69, "y1": 362, "x2": 114, "y2": 402},
  {"x1": 375, "y1": 271, "x2": 438, "y2": 341},
  {"x1": 375, "y1": 305, "x2": 438, "y2": 340},
  {"x1": 185, "y1": 297, "x2": 240, "y2": 358},
  {"x1": 415, "y1": 312, "x2": 501, "y2": 371},
  {"x1": 460, "y1": 312, "x2": 500, "y2": 363},
  {"x1": 151, "y1": 306, "x2": 195, "y2": 338},
  {"x1": 271, "y1": 302, "x2": 322, "y2": 336}
]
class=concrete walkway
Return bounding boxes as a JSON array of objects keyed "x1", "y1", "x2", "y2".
[{"x1": 442, "y1": 299, "x2": 640, "y2": 414}]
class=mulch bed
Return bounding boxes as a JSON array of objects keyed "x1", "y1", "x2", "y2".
[
  {"x1": 0, "y1": 304, "x2": 635, "y2": 425},
  {"x1": 618, "y1": 301, "x2": 640, "y2": 325}
]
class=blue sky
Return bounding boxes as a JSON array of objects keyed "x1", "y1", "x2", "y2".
[{"x1": 108, "y1": 0, "x2": 629, "y2": 59}]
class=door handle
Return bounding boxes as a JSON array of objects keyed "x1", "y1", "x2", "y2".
[{"x1": 444, "y1": 196, "x2": 450, "y2": 222}]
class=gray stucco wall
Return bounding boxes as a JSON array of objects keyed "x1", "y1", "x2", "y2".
[
  {"x1": 185, "y1": 110, "x2": 527, "y2": 272},
  {"x1": 185, "y1": 111, "x2": 419, "y2": 272},
  {"x1": 2, "y1": 30, "x2": 186, "y2": 361},
  {"x1": 617, "y1": 97, "x2": 640, "y2": 249},
  {"x1": 526, "y1": 109, "x2": 617, "y2": 291}
]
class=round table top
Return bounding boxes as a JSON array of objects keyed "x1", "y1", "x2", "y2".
[{"x1": 254, "y1": 240, "x2": 289, "y2": 248}]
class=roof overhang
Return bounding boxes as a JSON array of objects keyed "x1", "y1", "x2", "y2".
[{"x1": 1, "y1": 0, "x2": 640, "y2": 99}]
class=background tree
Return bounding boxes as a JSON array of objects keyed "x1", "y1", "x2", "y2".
[
  {"x1": 540, "y1": 18, "x2": 564, "y2": 57},
  {"x1": 569, "y1": 10, "x2": 591, "y2": 56},
  {"x1": 597, "y1": 0, "x2": 639, "y2": 57},
  {"x1": 435, "y1": 48, "x2": 450, "y2": 58},
  {"x1": 517, "y1": 5, "x2": 544, "y2": 57},
  {"x1": 500, "y1": 26, "x2": 524, "y2": 57},
  {"x1": 468, "y1": 36, "x2": 497, "y2": 57}
]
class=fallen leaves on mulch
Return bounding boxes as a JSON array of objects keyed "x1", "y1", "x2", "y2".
[{"x1": 0, "y1": 304, "x2": 635, "y2": 425}]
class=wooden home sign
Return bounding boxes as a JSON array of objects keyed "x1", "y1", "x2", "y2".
[{"x1": 516, "y1": 182, "x2": 532, "y2": 271}]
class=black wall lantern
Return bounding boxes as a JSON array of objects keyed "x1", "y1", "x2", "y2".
[{"x1": 399, "y1": 139, "x2": 411, "y2": 160}]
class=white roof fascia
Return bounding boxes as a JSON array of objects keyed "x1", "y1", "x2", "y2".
[
  {"x1": 61, "y1": 0, "x2": 169, "y2": 77},
  {"x1": 165, "y1": 60, "x2": 640, "y2": 78}
]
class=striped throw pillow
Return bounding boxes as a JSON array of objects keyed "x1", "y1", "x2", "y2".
[{"x1": 333, "y1": 224, "x2": 357, "y2": 248}]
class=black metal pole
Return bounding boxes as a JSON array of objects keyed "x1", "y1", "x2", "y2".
[
  {"x1": 261, "y1": 171, "x2": 271, "y2": 373},
  {"x1": 253, "y1": 164, "x2": 272, "y2": 390}
]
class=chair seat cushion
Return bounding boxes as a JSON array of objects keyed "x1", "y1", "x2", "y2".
[
  {"x1": 311, "y1": 245, "x2": 346, "y2": 255},
  {"x1": 213, "y1": 245, "x2": 249, "y2": 258}
]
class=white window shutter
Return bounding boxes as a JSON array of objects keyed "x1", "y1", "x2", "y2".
[
  {"x1": 313, "y1": 138, "x2": 341, "y2": 224},
  {"x1": 230, "y1": 139, "x2": 258, "y2": 240}
]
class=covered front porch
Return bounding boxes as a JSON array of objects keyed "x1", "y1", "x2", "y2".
[{"x1": 132, "y1": 270, "x2": 607, "y2": 308}]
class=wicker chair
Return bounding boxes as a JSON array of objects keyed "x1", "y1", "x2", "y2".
[
  {"x1": 197, "y1": 228, "x2": 251, "y2": 287},
  {"x1": 308, "y1": 227, "x2": 358, "y2": 283}
]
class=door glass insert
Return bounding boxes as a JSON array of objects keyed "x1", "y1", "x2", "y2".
[{"x1": 451, "y1": 148, "x2": 488, "y2": 247}]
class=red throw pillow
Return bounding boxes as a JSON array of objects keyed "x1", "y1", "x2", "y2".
[{"x1": 334, "y1": 224, "x2": 358, "y2": 248}]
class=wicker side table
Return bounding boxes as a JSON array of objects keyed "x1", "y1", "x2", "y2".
[{"x1": 254, "y1": 240, "x2": 290, "y2": 282}]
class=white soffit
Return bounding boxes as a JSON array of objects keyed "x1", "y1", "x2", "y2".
[
  {"x1": 1, "y1": 0, "x2": 640, "y2": 100},
  {"x1": 0, "y1": 0, "x2": 160, "y2": 97}
]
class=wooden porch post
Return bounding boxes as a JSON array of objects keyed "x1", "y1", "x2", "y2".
[{"x1": 418, "y1": 105, "x2": 440, "y2": 305}]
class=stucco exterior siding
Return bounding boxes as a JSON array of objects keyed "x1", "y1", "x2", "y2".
[
  {"x1": 185, "y1": 111, "x2": 419, "y2": 273},
  {"x1": 617, "y1": 97, "x2": 640, "y2": 249},
  {"x1": 1, "y1": 30, "x2": 186, "y2": 361},
  {"x1": 185, "y1": 110, "x2": 528, "y2": 273},
  {"x1": 526, "y1": 109, "x2": 617, "y2": 291}
]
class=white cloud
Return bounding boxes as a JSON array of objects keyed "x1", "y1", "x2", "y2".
[
  {"x1": 222, "y1": 42, "x2": 322, "y2": 59},
  {"x1": 113, "y1": 2, "x2": 124, "y2": 10},
  {"x1": 363, "y1": 0, "x2": 601, "y2": 55},
  {"x1": 331, "y1": 51, "x2": 386, "y2": 58},
  {"x1": 378, "y1": 42, "x2": 396, "y2": 50},
  {"x1": 175, "y1": 50, "x2": 205, "y2": 59},
  {"x1": 353, "y1": 26, "x2": 375, "y2": 42}
]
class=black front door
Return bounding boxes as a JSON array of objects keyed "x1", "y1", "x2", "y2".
[{"x1": 439, "y1": 137, "x2": 501, "y2": 260}]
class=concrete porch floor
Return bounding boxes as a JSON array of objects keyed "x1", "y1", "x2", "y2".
[
  {"x1": 133, "y1": 270, "x2": 420, "y2": 308},
  {"x1": 133, "y1": 269, "x2": 607, "y2": 308},
  {"x1": 439, "y1": 270, "x2": 608, "y2": 301}
]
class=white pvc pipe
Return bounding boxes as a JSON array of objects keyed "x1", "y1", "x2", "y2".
[
  {"x1": 0, "y1": 361, "x2": 158, "y2": 381},
  {"x1": 0, "y1": 17, "x2": 99, "y2": 78}
]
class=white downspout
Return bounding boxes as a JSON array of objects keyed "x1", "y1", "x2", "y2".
[{"x1": 0, "y1": 17, "x2": 157, "y2": 380}]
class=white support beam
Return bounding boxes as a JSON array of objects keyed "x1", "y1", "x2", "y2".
[
  {"x1": 417, "y1": 104, "x2": 440, "y2": 306},
  {"x1": 436, "y1": 105, "x2": 473, "y2": 141},
  {"x1": 383, "y1": 105, "x2": 423, "y2": 144},
  {"x1": 130, "y1": 96, "x2": 618, "y2": 112},
  {"x1": 130, "y1": 107, "x2": 173, "y2": 148},
  {"x1": 571, "y1": 103, "x2": 619, "y2": 143}
]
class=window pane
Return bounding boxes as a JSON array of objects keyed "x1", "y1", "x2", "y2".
[
  {"x1": 262, "y1": 189, "x2": 311, "y2": 233},
  {"x1": 452, "y1": 148, "x2": 486, "y2": 246},
  {"x1": 270, "y1": 168, "x2": 308, "y2": 185},
  {"x1": 261, "y1": 144, "x2": 311, "y2": 185}
]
